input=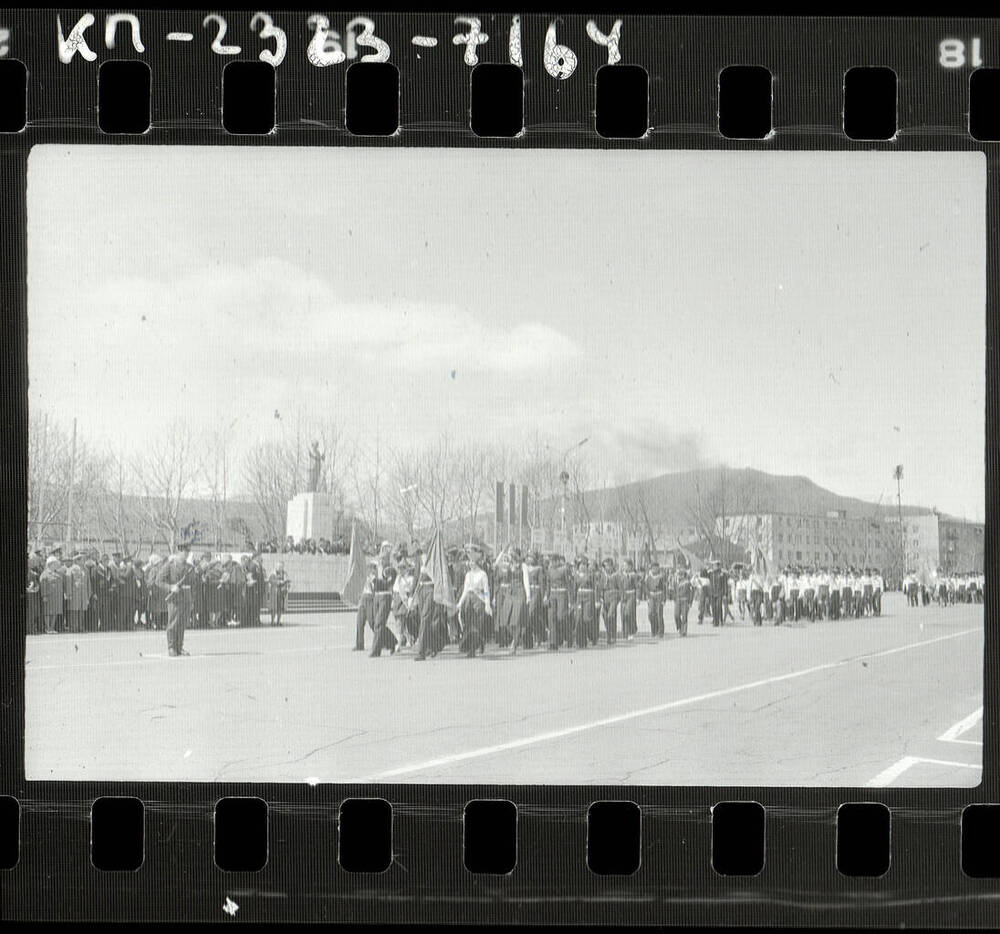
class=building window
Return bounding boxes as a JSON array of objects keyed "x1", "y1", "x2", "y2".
[
  {"x1": 796, "y1": 551, "x2": 802, "y2": 560},
  {"x1": 778, "y1": 549, "x2": 783, "y2": 559},
  {"x1": 777, "y1": 533, "x2": 783, "y2": 543}
]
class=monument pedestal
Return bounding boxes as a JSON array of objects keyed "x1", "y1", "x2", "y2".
[{"x1": 286, "y1": 492, "x2": 335, "y2": 543}]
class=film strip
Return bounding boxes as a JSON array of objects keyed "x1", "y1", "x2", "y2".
[{"x1": 0, "y1": 9, "x2": 997, "y2": 925}]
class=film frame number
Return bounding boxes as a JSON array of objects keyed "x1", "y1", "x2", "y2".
[{"x1": 939, "y1": 37, "x2": 983, "y2": 68}]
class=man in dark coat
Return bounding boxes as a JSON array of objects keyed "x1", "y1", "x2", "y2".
[
  {"x1": 545, "y1": 553, "x2": 572, "y2": 649},
  {"x1": 706, "y1": 559, "x2": 727, "y2": 627},
  {"x1": 39, "y1": 556, "x2": 64, "y2": 634},
  {"x1": 154, "y1": 543, "x2": 195, "y2": 656}
]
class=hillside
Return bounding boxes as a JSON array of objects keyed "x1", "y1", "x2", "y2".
[{"x1": 570, "y1": 466, "x2": 932, "y2": 531}]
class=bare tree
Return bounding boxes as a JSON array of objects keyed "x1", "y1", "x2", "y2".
[
  {"x1": 202, "y1": 427, "x2": 233, "y2": 549},
  {"x1": 455, "y1": 441, "x2": 491, "y2": 542},
  {"x1": 28, "y1": 411, "x2": 104, "y2": 547},
  {"x1": 133, "y1": 421, "x2": 203, "y2": 553},
  {"x1": 243, "y1": 439, "x2": 296, "y2": 543},
  {"x1": 349, "y1": 437, "x2": 385, "y2": 544},
  {"x1": 92, "y1": 450, "x2": 148, "y2": 556},
  {"x1": 386, "y1": 446, "x2": 422, "y2": 541}
]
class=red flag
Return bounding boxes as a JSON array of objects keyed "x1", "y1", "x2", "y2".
[
  {"x1": 341, "y1": 521, "x2": 366, "y2": 606},
  {"x1": 424, "y1": 527, "x2": 456, "y2": 610}
]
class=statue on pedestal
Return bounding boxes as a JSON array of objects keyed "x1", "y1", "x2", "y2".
[{"x1": 306, "y1": 440, "x2": 325, "y2": 493}]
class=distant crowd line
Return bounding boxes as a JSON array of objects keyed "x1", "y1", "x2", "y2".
[{"x1": 25, "y1": 544, "x2": 292, "y2": 635}]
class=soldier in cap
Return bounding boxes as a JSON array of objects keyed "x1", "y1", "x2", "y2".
[
  {"x1": 600, "y1": 556, "x2": 621, "y2": 645},
  {"x1": 154, "y1": 542, "x2": 195, "y2": 656},
  {"x1": 644, "y1": 558, "x2": 667, "y2": 638},
  {"x1": 621, "y1": 557, "x2": 641, "y2": 640},
  {"x1": 673, "y1": 566, "x2": 693, "y2": 636},
  {"x1": 573, "y1": 555, "x2": 597, "y2": 648},
  {"x1": 545, "y1": 553, "x2": 572, "y2": 649}
]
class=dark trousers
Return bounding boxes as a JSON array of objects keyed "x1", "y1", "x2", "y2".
[
  {"x1": 647, "y1": 595, "x2": 664, "y2": 636},
  {"x1": 674, "y1": 598, "x2": 690, "y2": 635},
  {"x1": 603, "y1": 593, "x2": 620, "y2": 643},
  {"x1": 370, "y1": 593, "x2": 396, "y2": 656},
  {"x1": 548, "y1": 591, "x2": 568, "y2": 647},
  {"x1": 458, "y1": 600, "x2": 485, "y2": 656},
  {"x1": 749, "y1": 589, "x2": 763, "y2": 626},
  {"x1": 710, "y1": 594, "x2": 723, "y2": 626},
  {"x1": 166, "y1": 595, "x2": 191, "y2": 654},
  {"x1": 575, "y1": 594, "x2": 595, "y2": 647},
  {"x1": 622, "y1": 595, "x2": 637, "y2": 636},
  {"x1": 788, "y1": 589, "x2": 800, "y2": 621},
  {"x1": 354, "y1": 592, "x2": 373, "y2": 649}
]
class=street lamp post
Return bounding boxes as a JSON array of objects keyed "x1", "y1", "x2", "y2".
[
  {"x1": 559, "y1": 437, "x2": 588, "y2": 549},
  {"x1": 893, "y1": 464, "x2": 904, "y2": 580}
]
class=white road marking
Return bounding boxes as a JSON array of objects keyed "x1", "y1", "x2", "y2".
[
  {"x1": 869, "y1": 754, "x2": 982, "y2": 787},
  {"x1": 368, "y1": 627, "x2": 981, "y2": 780},
  {"x1": 937, "y1": 707, "x2": 983, "y2": 742},
  {"x1": 868, "y1": 756, "x2": 921, "y2": 787}
]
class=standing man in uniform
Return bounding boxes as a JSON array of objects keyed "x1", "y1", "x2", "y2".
[{"x1": 155, "y1": 542, "x2": 195, "y2": 657}]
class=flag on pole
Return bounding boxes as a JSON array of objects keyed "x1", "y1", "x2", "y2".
[
  {"x1": 424, "y1": 527, "x2": 456, "y2": 610},
  {"x1": 341, "y1": 521, "x2": 367, "y2": 606},
  {"x1": 675, "y1": 540, "x2": 705, "y2": 573}
]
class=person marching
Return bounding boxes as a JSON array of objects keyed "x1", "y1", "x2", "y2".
[
  {"x1": 735, "y1": 566, "x2": 749, "y2": 622},
  {"x1": 370, "y1": 542, "x2": 398, "y2": 657},
  {"x1": 413, "y1": 557, "x2": 445, "y2": 661},
  {"x1": 505, "y1": 549, "x2": 531, "y2": 654},
  {"x1": 769, "y1": 570, "x2": 785, "y2": 625},
  {"x1": 695, "y1": 565, "x2": 711, "y2": 625},
  {"x1": 573, "y1": 556, "x2": 598, "y2": 648},
  {"x1": 601, "y1": 556, "x2": 621, "y2": 644},
  {"x1": 621, "y1": 558, "x2": 641, "y2": 640},
  {"x1": 493, "y1": 549, "x2": 513, "y2": 647},
  {"x1": 546, "y1": 553, "x2": 572, "y2": 649},
  {"x1": 817, "y1": 568, "x2": 831, "y2": 620},
  {"x1": 523, "y1": 550, "x2": 547, "y2": 647},
  {"x1": 748, "y1": 563, "x2": 765, "y2": 627},
  {"x1": 644, "y1": 558, "x2": 667, "y2": 638},
  {"x1": 456, "y1": 544, "x2": 490, "y2": 658},
  {"x1": 872, "y1": 568, "x2": 884, "y2": 616},
  {"x1": 801, "y1": 569, "x2": 816, "y2": 622},
  {"x1": 673, "y1": 566, "x2": 693, "y2": 636},
  {"x1": 354, "y1": 559, "x2": 376, "y2": 650}
]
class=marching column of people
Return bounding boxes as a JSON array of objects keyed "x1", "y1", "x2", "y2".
[{"x1": 26, "y1": 541, "x2": 984, "y2": 659}]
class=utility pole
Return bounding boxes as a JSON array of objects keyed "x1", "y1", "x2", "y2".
[
  {"x1": 65, "y1": 417, "x2": 77, "y2": 548},
  {"x1": 33, "y1": 412, "x2": 48, "y2": 547}
]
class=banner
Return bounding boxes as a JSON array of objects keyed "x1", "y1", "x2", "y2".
[{"x1": 341, "y1": 521, "x2": 367, "y2": 606}]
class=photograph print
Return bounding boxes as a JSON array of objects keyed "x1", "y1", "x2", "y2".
[{"x1": 23, "y1": 145, "x2": 986, "y2": 785}]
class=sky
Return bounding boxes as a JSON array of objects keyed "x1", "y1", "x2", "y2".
[{"x1": 26, "y1": 146, "x2": 986, "y2": 520}]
